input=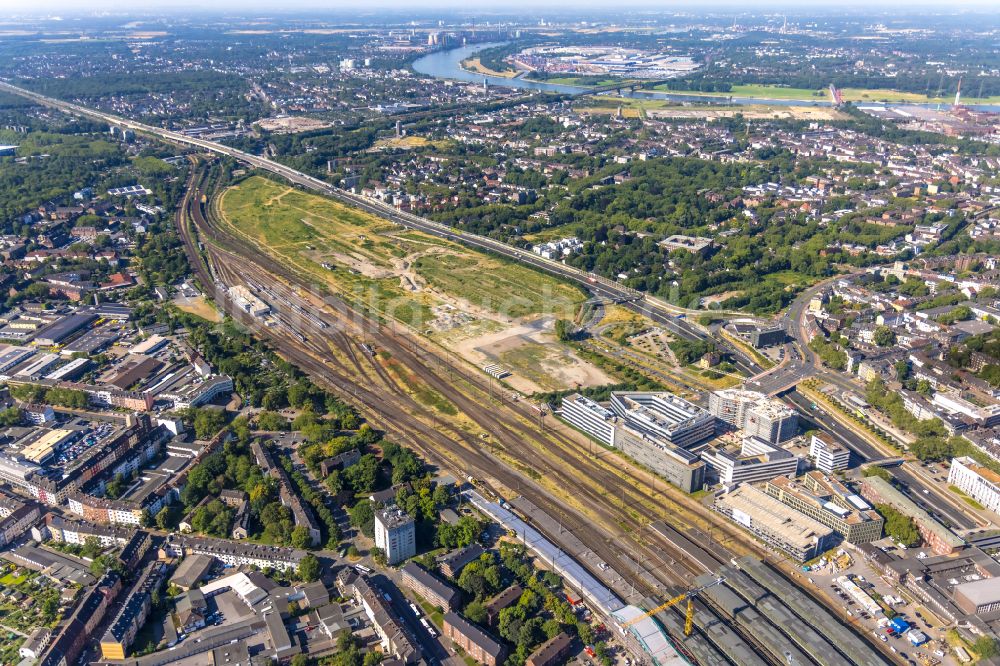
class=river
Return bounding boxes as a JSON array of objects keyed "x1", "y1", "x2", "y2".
[{"x1": 413, "y1": 42, "x2": 1000, "y2": 112}]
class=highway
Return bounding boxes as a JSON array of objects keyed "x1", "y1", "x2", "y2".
[
  {"x1": 786, "y1": 390, "x2": 978, "y2": 532},
  {"x1": 0, "y1": 80, "x2": 763, "y2": 376}
]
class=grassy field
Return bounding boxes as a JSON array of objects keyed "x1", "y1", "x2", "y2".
[
  {"x1": 413, "y1": 252, "x2": 581, "y2": 320},
  {"x1": 373, "y1": 136, "x2": 452, "y2": 151},
  {"x1": 576, "y1": 96, "x2": 846, "y2": 120},
  {"x1": 650, "y1": 83, "x2": 1000, "y2": 104},
  {"x1": 173, "y1": 295, "x2": 222, "y2": 322},
  {"x1": 216, "y1": 176, "x2": 584, "y2": 329}
]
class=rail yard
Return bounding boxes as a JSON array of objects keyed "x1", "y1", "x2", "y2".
[{"x1": 174, "y1": 159, "x2": 896, "y2": 666}]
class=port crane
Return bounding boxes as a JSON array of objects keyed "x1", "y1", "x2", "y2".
[{"x1": 621, "y1": 577, "x2": 725, "y2": 636}]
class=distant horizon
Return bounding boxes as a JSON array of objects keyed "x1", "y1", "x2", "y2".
[{"x1": 1, "y1": 0, "x2": 1000, "y2": 18}]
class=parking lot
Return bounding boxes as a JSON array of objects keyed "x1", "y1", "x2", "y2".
[{"x1": 802, "y1": 544, "x2": 957, "y2": 665}]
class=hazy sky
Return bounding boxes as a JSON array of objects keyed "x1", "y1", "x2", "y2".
[{"x1": 0, "y1": 0, "x2": 998, "y2": 13}]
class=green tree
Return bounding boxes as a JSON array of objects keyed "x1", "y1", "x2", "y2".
[
  {"x1": 975, "y1": 636, "x2": 999, "y2": 659},
  {"x1": 349, "y1": 500, "x2": 375, "y2": 538},
  {"x1": 257, "y1": 411, "x2": 289, "y2": 431},
  {"x1": 291, "y1": 525, "x2": 312, "y2": 549},
  {"x1": 0, "y1": 407, "x2": 21, "y2": 427},
  {"x1": 873, "y1": 325, "x2": 896, "y2": 347},
  {"x1": 465, "y1": 600, "x2": 488, "y2": 624},
  {"x1": 862, "y1": 466, "x2": 892, "y2": 482},
  {"x1": 878, "y1": 504, "x2": 920, "y2": 547},
  {"x1": 298, "y1": 553, "x2": 321, "y2": 582},
  {"x1": 191, "y1": 408, "x2": 228, "y2": 440},
  {"x1": 554, "y1": 319, "x2": 573, "y2": 342}
]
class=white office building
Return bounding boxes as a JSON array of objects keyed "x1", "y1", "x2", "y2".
[
  {"x1": 701, "y1": 436, "x2": 801, "y2": 486},
  {"x1": 610, "y1": 391, "x2": 716, "y2": 449},
  {"x1": 948, "y1": 456, "x2": 1000, "y2": 515},
  {"x1": 709, "y1": 389, "x2": 798, "y2": 443},
  {"x1": 808, "y1": 432, "x2": 851, "y2": 473},
  {"x1": 375, "y1": 506, "x2": 416, "y2": 565},
  {"x1": 560, "y1": 394, "x2": 616, "y2": 446}
]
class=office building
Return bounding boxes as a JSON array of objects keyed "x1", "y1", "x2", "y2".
[
  {"x1": 764, "y1": 473, "x2": 884, "y2": 543},
  {"x1": 613, "y1": 427, "x2": 705, "y2": 492},
  {"x1": 375, "y1": 506, "x2": 416, "y2": 565},
  {"x1": 709, "y1": 389, "x2": 798, "y2": 443},
  {"x1": 701, "y1": 436, "x2": 801, "y2": 486},
  {"x1": 610, "y1": 392, "x2": 716, "y2": 448},
  {"x1": 560, "y1": 394, "x2": 615, "y2": 446},
  {"x1": 714, "y1": 484, "x2": 834, "y2": 562},
  {"x1": 558, "y1": 392, "x2": 708, "y2": 493},
  {"x1": 808, "y1": 432, "x2": 851, "y2": 473},
  {"x1": 948, "y1": 456, "x2": 1000, "y2": 515}
]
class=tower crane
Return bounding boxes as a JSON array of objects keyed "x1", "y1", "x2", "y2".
[{"x1": 620, "y1": 577, "x2": 725, "y2": 636}]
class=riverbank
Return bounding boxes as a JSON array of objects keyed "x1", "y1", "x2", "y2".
[
  {"x1": 414, "y1": 44, "x2": 1000, "y2": 111},
  {"x1": 460, "y1": 56, "x2": 520, "y2": 79}
]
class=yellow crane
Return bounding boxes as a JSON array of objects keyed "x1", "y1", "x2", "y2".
[{"x1": 621, "y1": 577, "x2": 725, "y2": 636}]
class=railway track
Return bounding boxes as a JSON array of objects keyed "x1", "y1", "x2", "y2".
[
  {"x1": 177, "y1": 166, "x2": 895, "y2": 666},
  {"x1": 180, "y1": 167, "x2": 686, "y2": 594}
]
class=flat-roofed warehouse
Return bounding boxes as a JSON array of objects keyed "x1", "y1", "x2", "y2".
[
  {"x1": 19, "y1": 428, "x2": 77, "y2": 464},
  {"x1": 954, "y1": 577, "x2": 1000, "y2": 616},
  {"x1": 169, "y1": 553, "x2": 215, "y2": 591},
  {"x1": 34, "y1": 312, "x2": 99, "y2": 346}
]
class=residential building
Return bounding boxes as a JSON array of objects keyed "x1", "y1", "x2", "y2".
[
  {"x1": 375, "y1": 506, "x2": 416, "y2": 565},
  {"x1": 166, "y1": 536, "x2": 306, "y2": 572},
  {"x1": 437, "y1": 543, "x2": 484, "y2": 578},
  {"x1": 526, "y1": 632, "x2": 573, "y2": 666},
  {"x1": 100, "y1": 561, "x2": 164, "y2": 660},
  {"x1": 400, "y1": 562, "x2": 460, "y2": 610},
  {"x1": 484, "y1": 585, "x2": 522, "y2": 625},
  {"x1": 176, "y1": 589, "x2": 208, "y2": 633},
  {"x1": 443, "y1": 612, "x2": 507, "y2": 666},
  {"x1": 336, "y1": 569, "x2": 420, "y2": 664}
]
